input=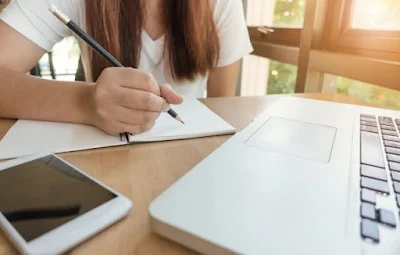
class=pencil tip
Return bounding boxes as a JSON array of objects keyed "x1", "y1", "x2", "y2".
[{"x1": 176, "y1": 116, "x2": 185, "y2": 124}]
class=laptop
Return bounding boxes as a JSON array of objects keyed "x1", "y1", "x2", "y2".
[{"x1": 149, "y1": 96, "x2": 400, "y2": 255}]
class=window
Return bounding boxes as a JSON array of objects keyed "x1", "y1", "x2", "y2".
[
  {"x1": 246, "y1": 0, "x2": 305, "y2": 27},
  {"x1": 273, "y1": 0, "x2": 305, "y2": 27},
  {"x1": 267, "y1": 60, "x2": 297, "y2": 94},
  {"x1": 352, "y1": 0, "x2": 400, "y2": 30},
  {"x1": 327, "y1": 0, "x2": 400, "y2": 57},
  {"x1": 245, "y1": 0, "x2": 400, "y2": 109},
  {"x1": 241, "y1": 0, "x2": 304, "y2": 96}
]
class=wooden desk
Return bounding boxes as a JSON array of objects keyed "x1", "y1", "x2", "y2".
[{"x1": 0, "y1": 93, "x2": 370, "y2": 255}]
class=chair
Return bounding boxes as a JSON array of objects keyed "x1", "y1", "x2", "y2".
[{"x1": 30, "y1": 51, "x2": 85, "y2": 82}]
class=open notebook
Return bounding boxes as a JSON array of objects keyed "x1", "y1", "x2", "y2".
[{"x1": 0, "y1": 99, "x2": 235, "y2": 160}]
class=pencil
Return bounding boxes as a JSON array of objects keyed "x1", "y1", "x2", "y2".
[{"x1": 49, "y1": 5, "x2": 184, "y2": 141}]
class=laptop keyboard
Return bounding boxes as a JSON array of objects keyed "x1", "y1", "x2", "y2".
[{"x1": 359, "y1": 114, "x2": 400, "y2": 243}]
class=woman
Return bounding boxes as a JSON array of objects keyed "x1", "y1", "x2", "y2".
[{"x1": 0, "y1": 0, "x2": 252, "y2": 135}]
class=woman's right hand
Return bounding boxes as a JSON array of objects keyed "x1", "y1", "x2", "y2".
[{"x1": 88, "y1": 67, "x2": 183, "y2": 135}]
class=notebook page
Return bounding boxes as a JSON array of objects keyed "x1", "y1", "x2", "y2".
[
  {"x1": 128, "y1": 99, "x2": 236, "y2": 142},
  {"x1": 0, "y1": 99, "x2": 235, "y2": 160},
  {"x1": 0, "y1": 121, "x2": 125, "y2": 160}
]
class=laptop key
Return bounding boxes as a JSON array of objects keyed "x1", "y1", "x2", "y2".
[
  {"x1": 378, "y1": 209, "x2": 396, "y2": 227},
  {"x1": 361, "y1": 189, "x2": 376, "y2": 204},
  {"x1": 392, "y1": 172, "x2": 400, "y2": 182},
  {"x1": 396, "y1": 119, "x2": 400, "y2": 126},
  {"x1": 394, "y1": 182, "x2": 400, "y2": 193},
  {"x1": 386, "y1": 147, "x2": 400, "y2": 155},
  {"x1": 389, "y1": 162, "x2": 400, "y2": 172},
  {"x1": 360, "y1": 132, "x2": 385, "y2": 168},
  {"x1": 361, "y1": 177, "x2": 389, "y2": 194},
  {"x1": 384, "y1": 141, "x2": 400, "y2": 149},
  {"x1": 379, "y1": 116, "x2": 393, "y2": 121},
  {"x1": 361, "y1": 114, "x2": 375, "y2": 119},
  {"x1": 361, "y1": 125, "x2": 378, "y2": 133},
  {"x1": 381, "y1": 125, "x2": 396, "y2": 131},
  {"x1": 383, "y1": 135, "x2": 400, "y2": 143},
  {"x1": 361, "y1": 164, "x2": 387, "y2": 181},
  {"x1": 360, "y1": 121, "x2": 377, "y2": 127},
  {"x1": 379, "y1": 117, "x2": 394, "y2": 126},
  {"x1": 388, "y1": 154, "x2": 400, "y2": 163},
  {"x1": 361, "y1": 219, "x2": 379, "y2": 242},
  {"x1": 361, "y1": 117, "x2": 376, "y2": 122},
  {"x1": 381, "y1": 129, "x2": 398, "y2": 136},
  {"x1": 361, "y1": 203, "x2": 377, "y2": 220}
]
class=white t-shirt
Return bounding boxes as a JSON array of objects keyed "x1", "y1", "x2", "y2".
[{"x1": 0, "y1": 0, "x2": 253, "y2": 98}]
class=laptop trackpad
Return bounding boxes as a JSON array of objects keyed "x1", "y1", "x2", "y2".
[{"x1": 245, "y1": 117, "x2": 336, "y2": 162}]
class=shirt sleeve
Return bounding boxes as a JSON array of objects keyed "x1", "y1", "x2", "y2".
[
  {"x1": 213, "y1": 0, "x2": 253, "y2": 67},
  {"x1": 0, "y1": 0, "x2": 81, "y2": 51}
]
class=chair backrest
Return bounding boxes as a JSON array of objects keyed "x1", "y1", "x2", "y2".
[
  {"x1": 0, "y1": 0, "x2": 10, "y2": 12},
  {"x1": 30, "y1": 52, "x2": 56, "y2": 79},
  {"x1": 75, "y1": 56, "x2": 86, "y2": 81},
  {"x1": 30, "y1": 52, "x2": 86, "y2": 81}
]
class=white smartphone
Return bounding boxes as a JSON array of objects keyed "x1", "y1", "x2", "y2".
[{"x1": 0, "y1": 152, "x2": 132, "y2": 255}]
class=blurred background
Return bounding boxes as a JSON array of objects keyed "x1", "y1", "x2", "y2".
[
  {"x1": 242, "y1": 0, "x2": 400, "y2": 109},
  {"x1": 0, "y1": 0, "x2": 399, "y2": 109}
]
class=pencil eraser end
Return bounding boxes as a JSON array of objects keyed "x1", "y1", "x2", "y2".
[{"x1": 49, "y1": 4, "x2": 58, "y2": 13}]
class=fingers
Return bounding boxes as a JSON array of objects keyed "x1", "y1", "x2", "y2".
[
  {"x1": 116, "y1": 121, "x2": 156, "y2": 135},
  {"x1": 112, "y1": 106, "x2": 161, "y2": 125},
  {"x1": 160, "y1": 84, "x2": 183, "y2": 105},
  {"x1": 102, "y1": 68, "x2": 183, "y2": 109},
  {"x1": 104, "y1": 67, "x2": 161, "y2": 96},
  {"x1": 116, "y1": 88, "x2": 170, "y2": 112},
  {"x1": 94, "y1": 68, "x2": 184, "y2": 136},
  {"x1": 98, "y1": 117, "x2": 157, "y2": 136}
]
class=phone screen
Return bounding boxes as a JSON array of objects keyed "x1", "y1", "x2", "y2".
[{"x1": 0, "y1": 155, "x2": 116, "y2": 242}]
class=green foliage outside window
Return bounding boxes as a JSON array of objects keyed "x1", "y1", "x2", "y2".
[
  {"x1": 267, "y1": 61, "x2": 297, "y2": 94},
  {"x1": 337, "y1": 78, "x2": 400, "y2": 110},
  {"x1": 266, "y1": 0, "x2": 302, "y2": 95},
  {"x1": 273, "y1": 0, "x2": 305, "y2": 27}
]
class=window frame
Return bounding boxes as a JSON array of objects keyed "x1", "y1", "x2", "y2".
[
  {"x1": 247, "y1": 0, "x2": 400, "y2": 93},
  {"x1": 325, "y1": 0, "x2": 400, "y2": 56},
  {"x1": 248, "y1": 27, "x2": 301, "y2": 47}
]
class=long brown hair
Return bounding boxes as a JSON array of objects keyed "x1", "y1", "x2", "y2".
[{"x1": 85, "y1": 0, "x2": 220, "y2": 82}]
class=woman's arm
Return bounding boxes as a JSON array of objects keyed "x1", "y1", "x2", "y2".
[
  {"x1": 0, "y1": 21, "x2": 182, "y2": 135},
  {"x1": 0, "y1": 21, "x2": 94, "y2": 124},
  {"x1": 207, "y1": 60, "x2": 241, "y2": 97}
]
